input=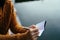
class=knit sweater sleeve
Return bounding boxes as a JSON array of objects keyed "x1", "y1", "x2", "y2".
[
  {"x1": 9, "y1": 1, "x2": 33, "y2": 40},
  {"x1": 9, "y1": 3, "x2": 28, "y2": 34},
  {"x1": 0, "y1": 30, "x2": 33, "y2": 40}
]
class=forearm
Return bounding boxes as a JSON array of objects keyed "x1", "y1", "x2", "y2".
[
  {"x1": 10, "y1": 11, "x2": 27, "y2": 33},
  {"x1": 10, "y1": 23, "x2": 27, "y2": 33},
  {"x1": 0, "y1": 30, "x2": 33, "y2": 40},
  {"x1": 0, "y1": 34, "x2": 17, "y2": 40}
]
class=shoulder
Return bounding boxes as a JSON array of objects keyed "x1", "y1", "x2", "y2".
[
  {"x1": 4, "y1": 1, "x2": 14, "y2": 7},
  {"x1": 3, "y1": 1, "x2": 14, "y2": 10},
  {"x1": 3, "y1": 1, "x2": 14, "y2": 14}
]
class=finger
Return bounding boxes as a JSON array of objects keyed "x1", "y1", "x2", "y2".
[
  {"x1": 29, "y1": 25, "x2": 36, "y2": 29},
  {"x1": 32, "y1": 32, "x2": 39, "y2": 40},
  {"x1": 30, "y1": 28, "x2": 38, "y2": 33},
  {"x1": 33, "y1": 36, "x2": 38, "y2": 40},
  {"x1": 32, "y1": 32, "x2": 39, "y2": 36},
  {"x1": 33, "y1": 37, "x2": 38, "y2": 40}
]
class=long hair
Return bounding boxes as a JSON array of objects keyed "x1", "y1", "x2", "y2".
[{"x1": 0, "y1": 0, "x2": 5, "y2": 7}]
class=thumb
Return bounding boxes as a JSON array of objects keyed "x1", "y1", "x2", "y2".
[{"x1": 29, "y1": 25, "x2": 36, "y2": 29}]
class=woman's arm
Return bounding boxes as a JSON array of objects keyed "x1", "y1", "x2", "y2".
[
  {"x1": 9, "y1": 1, "x2": 33, "y2": 40},
  {"x1": 0, "y1": 30, "x2": 33, "y2": 40},
  {"x1": 9, "y1": 12, "x2": 27, "y2": 33},
  {"x1": 9, "y1": 8, "x2": 33, "y2": 40},
  {"x1": 6, "y1": 0, "x2": 27, "y2": 33}
]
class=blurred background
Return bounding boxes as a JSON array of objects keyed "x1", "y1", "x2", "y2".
[{"x1": 12, "y1": 0, "x2": 60, "y2": 40}]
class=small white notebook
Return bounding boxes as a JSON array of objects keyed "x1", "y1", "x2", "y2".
[{"x1": 36, "y1": 20, "x2": 46, "y2": 36}]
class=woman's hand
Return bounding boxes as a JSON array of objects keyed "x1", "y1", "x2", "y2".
[{"x1": 29, "y1": 25, "x2": 39, "y2": 40}]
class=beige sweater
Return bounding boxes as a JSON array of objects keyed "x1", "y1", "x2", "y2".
[{"x1": 0, "y1": 1, "x2": 33, "y2": 40}]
